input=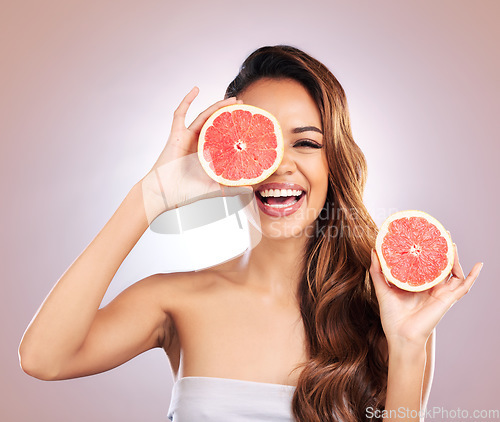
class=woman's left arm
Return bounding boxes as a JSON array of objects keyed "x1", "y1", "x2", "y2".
[
  {"x1": 422, "y1": 329, "x2": 435, "y2": 411},
  {"x1": 370, "y1": 244, "x2": 483, "y2": 422},
  {"x1": 382, "y1": 329, "x2": 433, "y2": 422}
]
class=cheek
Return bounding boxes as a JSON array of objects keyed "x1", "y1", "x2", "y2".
[
  {"x1": 302, "y1": 166, "x2": 329, "y2": 228},
  {"x1": 310, "y1": 156, "x2": 329, "y2": 206}
]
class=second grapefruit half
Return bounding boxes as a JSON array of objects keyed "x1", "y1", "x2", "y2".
[
  {"x1": 375, "y1": 210, "x2": 454, "y2": 292},
  {"x1": 198, "y1": 104, "x2": 284, "y2": 186}
]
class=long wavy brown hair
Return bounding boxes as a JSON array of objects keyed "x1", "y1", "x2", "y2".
[{"x1": 225, "y1": 45, "x2": 388, "y2": 421}]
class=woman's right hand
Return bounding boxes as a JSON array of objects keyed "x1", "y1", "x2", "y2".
[{"x1": 140, "y1": 87, "x2": 253, "y2": 223}]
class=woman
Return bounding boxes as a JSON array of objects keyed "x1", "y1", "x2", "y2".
[{"x1": 19, "y1": 45, "x2": 483, "y2": 421}]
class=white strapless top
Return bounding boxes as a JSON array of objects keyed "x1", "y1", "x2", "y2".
[{"x1": 167, "y1": 376, "x2": 296, "y2": 421}]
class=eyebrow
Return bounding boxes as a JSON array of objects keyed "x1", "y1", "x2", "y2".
[{"x1": 292, "y1": 126, "x2": 323, "y2": 135}]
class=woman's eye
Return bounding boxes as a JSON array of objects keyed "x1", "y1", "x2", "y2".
[{"x1": 293, "y1": 140, "x2": 323, "y2": 149}]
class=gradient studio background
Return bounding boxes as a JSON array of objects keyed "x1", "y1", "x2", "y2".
[{"x1": 1, "y1": 1, "x2": 498, "y2": 421}]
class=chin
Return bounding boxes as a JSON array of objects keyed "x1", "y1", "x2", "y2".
[{"x1": 258, "y1": 209, "x2": 320, "y2": 240}]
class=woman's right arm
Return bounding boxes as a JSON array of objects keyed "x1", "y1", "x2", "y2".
[
  {"x1": 18, "y1": 181, "x2": 164, "y2": 380},
  {"x1": 18, "y1": 88, "x2": 248, "y2": 380}
]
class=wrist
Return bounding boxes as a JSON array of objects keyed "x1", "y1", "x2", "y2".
[
  {"x1": 387, "y1": 336, "x2": 427, "y2": 359},
  {"x1": 139, "y1": 170, "x2": 173, "y2": 224}
]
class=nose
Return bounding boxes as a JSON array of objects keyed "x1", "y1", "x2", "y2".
[{"x1": 273, "y1": 145, "x2": 296, "y2": 176}]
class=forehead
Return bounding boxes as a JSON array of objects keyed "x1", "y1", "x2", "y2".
[{"x1": 237, "y1": 78, "x2": 322, "y2": 132}]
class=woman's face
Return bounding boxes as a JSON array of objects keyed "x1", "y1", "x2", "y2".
[{"x1": 237, "y1": 77, "x2": 329, "y2": 239}]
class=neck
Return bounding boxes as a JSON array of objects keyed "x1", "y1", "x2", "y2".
[{"x1": 222, "y1": 223, "x2": 308, "y2": 302}]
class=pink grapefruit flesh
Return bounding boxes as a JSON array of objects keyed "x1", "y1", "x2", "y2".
[
  {"x1": 198, "y1": 104, "x2": 284, "y2": 186},
  {"x1": 375, "y1": 210, "x2": 454, "y2": 292}
]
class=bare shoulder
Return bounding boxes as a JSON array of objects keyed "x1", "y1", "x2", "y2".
[
  {"x1": 147, "y1": 269, "x2": 223, "y2": 307},
  {"x1": 144, "y1": 269, "x2": 226, "y2": 339}
]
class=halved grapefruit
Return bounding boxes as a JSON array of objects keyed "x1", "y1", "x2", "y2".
[
  {"x1": 375, "y1": 210, "x2": 454, "y2": 292},
  {"x1": 198, "y1": 104, "x2": 284, "y2": 186}
]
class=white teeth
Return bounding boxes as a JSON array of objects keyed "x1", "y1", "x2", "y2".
[
  {"x1": 259, "y1": 188, "x2": 304, "y2": 197},
  {"x1": 265, "y1": 198, "x2": 299, "y2": 208}
]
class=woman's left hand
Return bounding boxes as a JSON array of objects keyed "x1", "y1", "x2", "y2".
[{"x1": 370, "y1": 243, "x2": 483, "y2": 349}]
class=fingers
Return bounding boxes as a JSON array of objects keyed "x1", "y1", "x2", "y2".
[
  {"x1": 453, "y1": 262, "x2": 483, "y2": 297},
  {"x1": 151, "y1": 153, "x2": 256, "y2": 212},
  {"x1": 450, "y1": 243, "x2": 465, "y2": 280},
  {"x1": 172, "y1": 86, "x2": 200, "y2": 132},
  {"x1": 188, "y1": 97, "x2": 243, "y2": 134},
  {"x1": 220, "y1": 185, "x2": 254, "y2": 197},
  {"x1": 172, "y1": 87, "x2": 239, "y2": 132},
  {"x1": 370, "y1": 248, "x2": 382, "y2": 272},
  {"x1": 370, "y1": 249, "x2": 392, "y2": 295},
  {"x1": 446, "y1": 241, "x2": 483, "y2": 299}
]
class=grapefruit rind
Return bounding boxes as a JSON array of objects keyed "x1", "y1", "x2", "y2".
[
  {"x1": 197, "y1": 104, "x2": 284, "y2": 186},
  {"x1": 375, "y1": 210, "x2": 454, "y2": 292}
]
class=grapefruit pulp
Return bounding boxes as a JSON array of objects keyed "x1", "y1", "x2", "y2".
[
  {"x1": 198, "y1": 104, "x2": 284, "y2": 186},
  {"x1": 375, "y1": 210, "x2": 454, "y2": 292}
]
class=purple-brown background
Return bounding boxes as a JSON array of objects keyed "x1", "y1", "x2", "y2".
[{"x1": 1, "y1": 1, "x2": 498, "y2": 421}]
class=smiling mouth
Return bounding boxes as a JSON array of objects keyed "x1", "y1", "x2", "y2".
[{"x1": 256, "y1": 188, "x2": 305, "y2": 208}]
